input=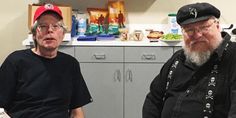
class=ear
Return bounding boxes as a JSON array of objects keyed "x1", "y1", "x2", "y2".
[
  {"x1": 31, "y1": 21, "x2": 38, "y2": 34},
  {"x1": 33, "y1": 35, "x2": 36, "y2": 40},
  {"x1": 216, "y1": 22, "x2": 221, "y2": 31}
]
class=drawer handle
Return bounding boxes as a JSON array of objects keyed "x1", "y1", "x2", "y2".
[
  {"x1": 142, "y1": 54, "x2": 156, "y2": 60},
  {"x1": 93, "y1": 54, "x2": 106, "y2": 60}
]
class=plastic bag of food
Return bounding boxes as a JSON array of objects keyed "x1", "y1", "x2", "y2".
[
  {"x1": 87, "y1": 8, "x2": 109, "y2": 35},
  {"x1": 108, "y1": 1, "x2": 126, "y2": 35},
  {"x1": 0, "y1": 108, "x2": 10, "y2": 118}
]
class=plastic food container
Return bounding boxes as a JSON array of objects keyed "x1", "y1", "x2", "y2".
[{"x1": 168, "y1": 13, "x2": 180, "y2": 34}]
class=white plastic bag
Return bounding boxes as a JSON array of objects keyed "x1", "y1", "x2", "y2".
[{"x1": 0, "y1": 108, "x2": 10, "y2": 118}]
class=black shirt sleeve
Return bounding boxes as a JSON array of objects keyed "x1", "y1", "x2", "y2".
[
  {"x1": 0, "y1": 55, "x2": 17, "y2": 109},
  {"x1": 69, "y1": 60, "x2": 92, "y2": 109}
]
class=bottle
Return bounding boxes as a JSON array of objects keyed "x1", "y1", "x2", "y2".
[
  {"x1": 168, "y1": 13, "x2": 180, "y2": 34},
  {"x1": 77, "y1": 12, "x2": 87, "y2": 36},
  {"x1": 71, "y1": 9, "x2": 78, "y2": 37}
]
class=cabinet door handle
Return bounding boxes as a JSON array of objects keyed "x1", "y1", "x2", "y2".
[
  {"x1": 93, "y1": 54, "x2": 106, "y2": 60},
  {"x1": 114, "y1": 70, "x2": 121, "y2": 82},
  {"x1": 142, "y1": 54, "x2": 156, "y2": 60},
  {"x1": 126, "y1": 69, "x2": 133, "y2": 82}
]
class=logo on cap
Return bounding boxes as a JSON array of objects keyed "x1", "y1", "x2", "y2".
[
  {"x1": 189, "y1": 8, "x2": 197, "y2": 18},
  {"x1": 44, "y1": 4, "x2": 54, "y2": 10}
]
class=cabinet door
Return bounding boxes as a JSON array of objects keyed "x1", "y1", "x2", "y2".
[
  {"x1": 80, "y1": 63, "x2": 123, "y2": 118},
  {"x1": 124, "y1": 63, "x2": 163, "y2": 118}
]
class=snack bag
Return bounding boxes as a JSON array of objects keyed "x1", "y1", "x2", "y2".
[
  {"x1": 108, "y1": 1, "x2": 126, "y2": 35},
  {"x1": 87, "y1": 8, "x2": 109, "y2": 35}
]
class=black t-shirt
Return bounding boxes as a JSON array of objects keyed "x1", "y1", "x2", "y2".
[{"x1": 0, "y1": 49, "x2": 92, "y2": 118}]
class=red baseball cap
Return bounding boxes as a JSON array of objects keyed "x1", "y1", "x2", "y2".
[{"x1": 33, "y1": 3, "x2": 63, "y2": 23}]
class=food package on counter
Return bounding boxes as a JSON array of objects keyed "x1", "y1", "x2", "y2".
[
  {"x1": 108, "y1": 1, "x2": 126, "y2": 35},
  {"x1": 87, "y1": 8, "x2": 109, "y2": 35},
  {"x1": 77, "y1": 35, "x2": 96, "y2": 41},
  {"x1": 96, "y1": 34, "x2": 115, "y2": 41},
  {"x1": 146, "y1": 30, "x2": 164, "y2": 42}
]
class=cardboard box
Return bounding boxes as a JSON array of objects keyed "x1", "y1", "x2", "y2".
[{"x1": 28, "y1": 4, "x2": 72, "y2": 32}]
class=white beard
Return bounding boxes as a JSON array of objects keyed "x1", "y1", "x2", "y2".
[
  {"x1": 184, "y1": 48, "x2": 211, "y2": 66},
  {"x1": 183, "y1": 34, "x2": 223, "y2": 66}
]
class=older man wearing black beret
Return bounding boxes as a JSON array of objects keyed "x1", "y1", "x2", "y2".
[{"x1": 143, "y1": 2, "x2": 236, "y2": 118}]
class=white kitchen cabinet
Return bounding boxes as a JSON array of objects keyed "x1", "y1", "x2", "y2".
[
  {"x1": 80, "y1": 63, "x2": 123, "y2": 118},
  {"x1": 75, "y1": 46, "x2": 173, "y2": 118},
  {"x1": 58, "y1": 46, "x2": 74, "y2": 56},
  {"x1": 124, "y1": 47, "x2": 172, "y2": 118},
  {"x1": 124, "y1": 63, "x2": 163, "y2": 118},
  {"x1": 75, "y1": 46, "x2": 124, "y2": 118}
]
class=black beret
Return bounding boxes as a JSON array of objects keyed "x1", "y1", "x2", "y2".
[{"x1": 176, "y1": 2, "x2": 220, "y2": 25}]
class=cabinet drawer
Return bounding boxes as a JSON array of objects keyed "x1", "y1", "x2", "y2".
[
  {"x1": 59, "y1": 46, "x2": 74, "y2": 57},
  {"x1": 75, "y1": 47, "x2": 124, "y2": 62},
  {"x1": 124, "y1": 47, "x2": 173, "y2": 63},
  {"x1": 174, "y1": 46, "x2": 182, "y2": 53}
]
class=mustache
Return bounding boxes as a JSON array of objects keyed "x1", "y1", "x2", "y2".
[
  {"x1": 190, "y1": 38, "x2": 208, "y2": 45},
  {"x1": 43, "y1": 34, "x2": 55, "y2": 40}
]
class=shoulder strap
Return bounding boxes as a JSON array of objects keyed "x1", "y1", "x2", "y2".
[
  {"x1": 203, "y1": 42, "x2": 229, "y2": 118},
  {"x1": 162, "y1": 50, "x2": 183, "y2": 101},
  {"x1": 203, "y1": 60, "x2": 219, "y2": 118},
  {"x1": 162, "y1": 58, "x2": 180, "y2": 101}
]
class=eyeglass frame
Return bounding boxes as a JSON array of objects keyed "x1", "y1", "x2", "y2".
[
  {"x1": 36, "y1": 22, "x2": 66, "y2": 33},
  {"x1": 181, "y1": 18, "x2": 219, "y2": 36}
]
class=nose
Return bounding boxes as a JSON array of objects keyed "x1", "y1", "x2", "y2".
[
  {"x1": 47, "y1": 25, "x2": 54, "y2": 32},
  {"x1": 192, "y1": 29, "x2": 204, "y2": 38}
]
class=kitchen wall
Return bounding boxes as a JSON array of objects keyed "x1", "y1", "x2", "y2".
[
  {"x1": 0, "y1": 1, "x2": 36, "y2": 65},
  {"x1": 0, "y1": 0, "x2": 236, "y2": 64},
  {"x1": 55, "y1": 0, "x2": 236, "y2": 24}
]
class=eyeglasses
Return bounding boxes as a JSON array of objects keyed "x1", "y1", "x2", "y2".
[
  {"x1": 182, "y1": 20, "x2": 217, "y2": 36},
  {"x1": 37, "y1": 23, "x2": 63, "y2": 32}
]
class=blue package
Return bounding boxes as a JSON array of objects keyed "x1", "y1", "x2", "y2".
[
  {"x1": 77, "y1": 35, "x2": 96, "y2": 41},
  {"x1": 97, "y1": 34, "x2": 113, "y2": 37},
  {"x1": 96, "y1": 34, "x2": 115, "y2": 40},
  {"x1": 71, "y1": 15, "x2": 78, "y2": 37}
]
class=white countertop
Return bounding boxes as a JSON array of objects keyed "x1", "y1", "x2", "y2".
[
  {"x1": 22, "y1": 23, "x2": 236, "y2": 47},
  {"x1": 69, "y1": 39, "x2": 183, "y2": 47},
  {"x1": 22, "y1": 24, "x2": 183, "y2": 47},
  {"x1": 22, "y1": 34, "x2": 183, "y2": 47}
]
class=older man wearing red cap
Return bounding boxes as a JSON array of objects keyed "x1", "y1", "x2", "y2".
[
  {"x1": 143, "y1": 2, "x2": 236, "y2": 118},
  {"x1": 0, "y1": 3, "x2": 92, "y2": 118}
]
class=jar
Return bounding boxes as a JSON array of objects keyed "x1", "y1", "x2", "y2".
[
  {"x1": 77, "y1": 12, "x2": 87, "y2": 36},
  {"x1": 168, "y1": 13, "x2": 180, "y2": 34},
  {"x1": 131, "y1": 30, "x2": 144, "y2": 41}
]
